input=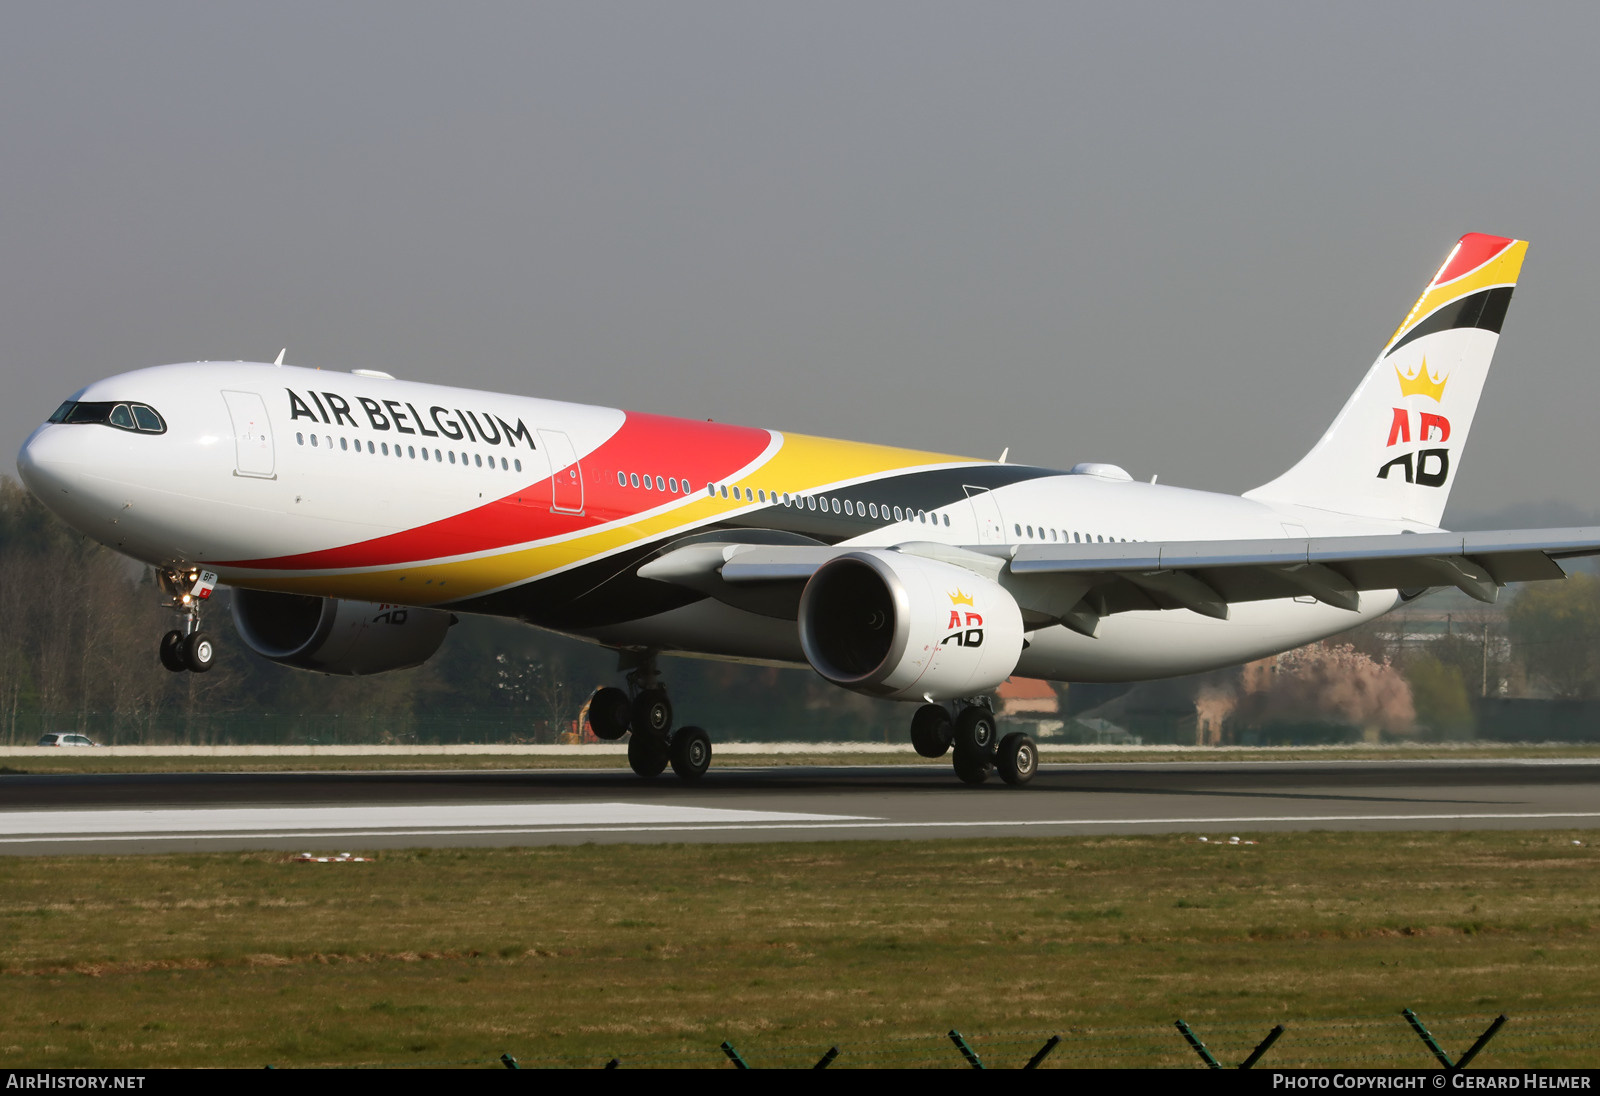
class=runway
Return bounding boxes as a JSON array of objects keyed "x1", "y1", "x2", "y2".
[{"x1": 3, "y1": 758, "x2": 1599, "y2": 855}]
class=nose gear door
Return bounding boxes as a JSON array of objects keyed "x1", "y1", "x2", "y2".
[{"x1": 222, "y1": 390, "x2": 275, "y2": 479}]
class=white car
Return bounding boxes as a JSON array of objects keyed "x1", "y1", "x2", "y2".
[{"x1": 36, "y1": 733, "x2": 99, "y2": 747}]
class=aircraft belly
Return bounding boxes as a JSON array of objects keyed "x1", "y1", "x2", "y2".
[
  {"x1": 1014, "y1": 592, "x2": 1400, "y2": 683},
  {"x1": 579, "y1": 600, "x2": 807, "y2": 665}
]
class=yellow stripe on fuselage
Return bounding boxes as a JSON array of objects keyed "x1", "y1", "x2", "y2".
[{"x1": 238, "y1": 431, "x2": 980, "y2": 604}]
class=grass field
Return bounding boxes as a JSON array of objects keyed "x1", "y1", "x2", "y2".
[
  {"x1": 6, "y1": 742, "x2": 1600, "y2": 775},
  {"x1": 2, "y1": 831, "x2": 1599, "y2": 1068}
]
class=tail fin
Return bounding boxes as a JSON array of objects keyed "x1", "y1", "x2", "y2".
[{"x1": 1244, "y1": 233, "x2": 1528, "y2": 527}]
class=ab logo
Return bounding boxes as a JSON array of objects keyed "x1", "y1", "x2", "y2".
[
  {"x1": 942, "y1": 589, "x2": 984, "y2": 648},
  {"x1": 1377, "y1": 357, "x2": 1451, "y2": 488}
]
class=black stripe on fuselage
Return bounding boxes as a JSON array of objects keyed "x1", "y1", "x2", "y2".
[
  {"x1": 1386, "y1": 286, "x2": 1514, "y2": 358},
  {"x1": 448, "y1": 462, "x2": 1051, "y2": 631}
]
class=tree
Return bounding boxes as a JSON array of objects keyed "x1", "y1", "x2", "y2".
[
  {"x1": 1406, "y1": 656, "x2": 1472, "y2": 735},
  {"x1": 1505, "y1": 573, "x2": 1600, "y2": 699}
]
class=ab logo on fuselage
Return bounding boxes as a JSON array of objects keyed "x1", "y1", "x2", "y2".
[{"x1": 942, "y1": 589, "x2": 984, "y2": 648}]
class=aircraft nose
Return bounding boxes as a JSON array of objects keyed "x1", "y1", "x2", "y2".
[{"x1": 17, "y1": 424, "x2": 91, "y2": 504}]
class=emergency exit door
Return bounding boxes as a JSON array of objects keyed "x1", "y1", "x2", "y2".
[
  {"x1": 538, "y1": 429, "x2": 584, "y2": 513},
  {"x1": 221, "y1": 390, "x2": 275, "y2": 479}
]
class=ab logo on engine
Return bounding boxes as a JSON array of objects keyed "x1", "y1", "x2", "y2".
[{"x1": 942, "y1": 589, "x2": 984, "y2": 648}]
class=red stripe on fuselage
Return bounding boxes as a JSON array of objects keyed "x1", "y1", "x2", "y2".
[{"x1": 216, "y1": 412, "x2": 772, "y2": 570}]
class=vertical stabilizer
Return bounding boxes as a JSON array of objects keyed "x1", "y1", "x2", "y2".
[{"x1": 1244, "y1": 234, "x2": 1527, "y2": 527}]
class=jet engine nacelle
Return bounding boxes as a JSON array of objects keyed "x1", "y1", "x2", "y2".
[
  {"x1": 231, "y1": 590, "x2": 452, "y2": 676},
  {"x1": 798, "y1": 550, "x2": 1024, "y2": 700}
]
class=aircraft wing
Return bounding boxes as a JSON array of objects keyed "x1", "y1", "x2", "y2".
[{"x1": 638, "y1": 528, "x2": 1600, "y2": 634}]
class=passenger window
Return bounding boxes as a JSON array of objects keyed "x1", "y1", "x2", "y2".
[
  {"x1": 448, "y1": 451, "x2": 456, "y2": 464},
  {"x1": 657, "y1": 476, "x2": 666, "y2": 492},
  {"x1": 943, "y1": 514, "x2": 950, "y2": 527},
  {"x1": 311, "y1": 435, "x2": 319, "y2": 447},
  {"x1": 296, "y1": 432, "x2": 305, "y2": 445},
  {"x1": 643, "y1": 475, "x2": 652, "y2": 490},
  {"x1": 669, "y1": 478, "x2": 679, "y2": 493},
  {"x1": 720, "y1": 485, "x2": 729, "y2": 499},
  {"x1": 476, "y1": 455, "x2": 483, "y2": 468},
  {"x1": 408, "y1": 446, "x2": 416, "y2": 458},
  {"x1": 340, "y1": 437, "x2": 349, "y2": 451}
]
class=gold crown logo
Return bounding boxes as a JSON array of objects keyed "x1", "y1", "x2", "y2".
[
  {"x1": 1395, "y1": 357, "x2": 1448, "y2": 402},
  {"x1": 948, "y1": 589, "x2": 974, "y2": 606}
]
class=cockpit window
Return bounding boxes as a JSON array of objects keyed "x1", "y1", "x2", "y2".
[{"x1": 51, "y1": 401, "x2": 167, "y2": 434}]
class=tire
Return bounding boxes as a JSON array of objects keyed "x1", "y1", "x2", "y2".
[
  {"x1": 587, "y1": 687, "x2": 631, "y2": 740},
  {"x1": 952, "y1": 705, "x2": 998, "y2": 761},
  {"x1": 631, "y1": 688, "x2": 673, "y2": 737},
  {"x1": 997, "y1": 733, "x2": 1038, "y2": 786},
  {"x1": 952, "y1": 751, "x2": 991, "y2": 785},
  {"x1": 182, "y1": 632, "x2": 215, "y2": 674},
  {"x1": 669, "y1": 726, "x2": 712, "y2": 780},
  {"x1": 159, "y1": 630, "x2": 187, "y2": 673},
  {"x1": 627, "y1": 730, "x2": 669, "y2": 778},
  {"x1": 910, "y1": 704, "x2": 954, "y2": 758}
]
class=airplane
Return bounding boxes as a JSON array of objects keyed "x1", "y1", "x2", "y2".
[{"x1": 16, "y1": 233, "x2": 1600, "y2": 786}]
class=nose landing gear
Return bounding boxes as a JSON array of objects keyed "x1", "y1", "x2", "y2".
[
  {"x1": 585, "y1": 651, "x2": 714, "y2": 781},
  {"x1": 156, "y1": 568, "x2": 218, "y2": 674}
]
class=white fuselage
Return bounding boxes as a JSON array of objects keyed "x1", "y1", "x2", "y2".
[{"x1": 17, "y1": 362, "x2": 1411, "y2": 684}]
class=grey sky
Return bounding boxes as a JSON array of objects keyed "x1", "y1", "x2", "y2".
[{"x1": 3, "y1": 3, "x2": 1596, "y2": 527}]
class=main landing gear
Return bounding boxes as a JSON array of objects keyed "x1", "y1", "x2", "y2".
[
  {"x1": 909, "y1": 700, "x2": 1037, "y2": 787},
  {"x1": 586, "y1": 652, "x2": 712, "y2": 781},
  {"x1": 156, "y1": 567, "x2": 219, "y2": 675}
]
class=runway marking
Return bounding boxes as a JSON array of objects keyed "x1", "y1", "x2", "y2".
[
  {"x1": 1, "y1": 810, "x2": 1598, "y2": 844},
  {"x1": 0, "y1": 802, "x2": 873, "y2": 837}
]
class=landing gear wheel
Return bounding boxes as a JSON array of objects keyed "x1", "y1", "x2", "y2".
[
  {"x1": 181, "y1": 632, "x2": 215, "y2": 674},
  {"x1": 627, "y1": 731, "x2": 669, "y2": 778},
  {"x1": 952, "y1": 705, "x2": 998, "y2": 761},
  {"x1": 910, "y1": 704, "x2": 954, "y2": 758},
  {"x1": 952, "y1": 751, "x2": 991, "y2": 785},
  {"x1": 159, "y1": 630, "x2": 187, "y2": 673},
  {"x1": 587, "y1": 687, "x2": 632, "y2": 740},
  {"x1": 997, "y1": 733, "x2": 1038, "y2": 786},
  {"x1": 631, "y1": 688, "x2": 673, "y2": 738},
  {"x1": 669, "y1": 726, "x2": 712, "y2": 780}
]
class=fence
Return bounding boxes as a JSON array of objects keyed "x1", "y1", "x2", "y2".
[{"x1": 265, "y1": 1009, "x2": 1600, "y2": 1069}]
